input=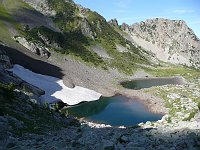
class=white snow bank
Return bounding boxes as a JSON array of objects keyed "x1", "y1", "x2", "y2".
[{"x1": 9, "y1": 64, "x2": 101, "y2": 105}]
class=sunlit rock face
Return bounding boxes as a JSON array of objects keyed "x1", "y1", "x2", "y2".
[
  {"x1": 119, "y1": 18, "x2": 200, "y2": 68},
  {"x1": 22, "y1": 0, "x2": 56, "y2": 16}
]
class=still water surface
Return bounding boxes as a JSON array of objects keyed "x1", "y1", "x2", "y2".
[{"x1": 66, "y1": 96, "x2": 163, "y2": 126}]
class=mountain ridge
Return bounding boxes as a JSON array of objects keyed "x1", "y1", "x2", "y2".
[{"x1": 109, "y1": 18, "x2": 200, "y2": 68}]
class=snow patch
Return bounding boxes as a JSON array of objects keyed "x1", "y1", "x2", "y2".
[{"x1": 9, "y1": 65, "x2": 101, "y2": 105}]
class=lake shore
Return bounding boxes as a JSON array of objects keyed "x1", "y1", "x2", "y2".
[{"x1": 117, "y1": 89, "x2": 168, "y2": 115}]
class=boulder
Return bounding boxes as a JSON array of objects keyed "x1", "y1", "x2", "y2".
[{"x1": 63, "y1": 76, "x2": 75, "y2": 88}]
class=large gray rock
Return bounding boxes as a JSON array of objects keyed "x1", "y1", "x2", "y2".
[
  {"x1": 15, "y1": 37, "x2": 50, "y2": 58},
  {"x1": 80, "y1": 18, "x2": 96, "y2": 39},
  {"x1": 91, "y1": 45, "x2": 112, "y2": 59},
  {"x1": 22, "y1": 0, "x2": 56, "y2": 16},
  {"x1": 63, "y1": 76, "x2": 75, "y2": 88},
  {"x1": 102, "y1": 140, "x2": 115, "y2": 150},
  {"x1": 37, "y1": 32, "x2": 61, "y2": 50}
]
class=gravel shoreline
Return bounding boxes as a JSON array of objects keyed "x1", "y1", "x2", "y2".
[{"x1": 117, "y1": 89, "x2": 168, "y2": 114}]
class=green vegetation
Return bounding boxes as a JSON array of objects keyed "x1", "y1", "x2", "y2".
[
  {"x1": 183, "y1": 110, "x2": 198, "y2": 121},
  {"x1": 17, "y1": 0, "x2": 149, "y2": 74},
  {"x1": 144, "y1": 66, "x2": 200, "y2": 122},
  {"x1": 0, "y1": 0, "x2": 30, "y2": 49},
  {"x1": 0, "y1": 2, "x2": 20, "y2": 29},
  {"x1": 48, "y1": 0, "x2": 78, "y2": 31},
  {"x1": 0, "y1": 83, "x2": 15, "y2": 99},
  {"x1": 24, "y1": 26, "x2": 106, "y2": 67},
  {"x1": 86, "y1": 10, "x2": 148, "y2": 74},
  {"x1": 0, "y1": 3, "x2": 17, "y2": 44},
  {"x1": 143, "y1": 65, "x2": 200, "y2": 81}
]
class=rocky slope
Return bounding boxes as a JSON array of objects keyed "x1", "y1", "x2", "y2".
[{"x1": 110, "y1": 18, "x2": 200, "y2": 68}]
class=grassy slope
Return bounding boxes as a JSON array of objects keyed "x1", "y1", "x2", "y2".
[
  {"x1": 0, "y1": 2, "x2": 16, "y2": 45},
  {"x1": 0, "y1": 0, "x2": 31, "y2": 49},
  {"x1": 86, "y1": 10, "x2": 149, "y2": 74}
]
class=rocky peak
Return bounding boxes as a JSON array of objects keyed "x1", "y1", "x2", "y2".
[
  {"x1": 108, "y1": 18, "x2": 119, "y2": 27},
  {"x1": 121, "y1": 18, "x2": 200, "y2": 68},
  {"x1": 77, "y1": 4, "x2": 90, "y2": 17},
  {"x1": 121, "y1": 23, "x2": 130, "y2": 32}
]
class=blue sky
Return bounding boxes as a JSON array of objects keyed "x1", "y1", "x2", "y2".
[{"x1": 74, "y1": 0, "x2": 200, "y2": 37}]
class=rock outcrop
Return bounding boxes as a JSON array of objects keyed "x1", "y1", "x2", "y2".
[
  {"x1": 22, "y1": 0, "x2": 56, "y2": 16},
  {"x1": 121, "y1": 23, "x2": 130, "y2": 32},
  {"x1": 14, "y1": 37, "x2": 50, "y2": 58},
  {"x1": 76, "y1": 4, "x2": 90, "y2": 17},
  {"x1": 108, "y1": 18, "x2": 119, "y2": 27},
  {"x1": 80, "y1": 18, "x2": 96, "y2": 39},
  {"x1": 120, "y1": 18, "x2": 200, "y2": 68},
  {"x1": 0, "y1": 49, "x2": 12, "y2": 69}
]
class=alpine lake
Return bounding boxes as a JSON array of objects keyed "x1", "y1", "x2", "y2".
[{"x1": 63, "y1": 77, "x2": 183, "y2": 126}]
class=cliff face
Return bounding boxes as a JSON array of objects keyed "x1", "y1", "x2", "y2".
[{"x1": 117, "y1": 18, "x2": 200, "y2": 68}]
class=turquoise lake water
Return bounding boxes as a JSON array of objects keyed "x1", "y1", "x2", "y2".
[{"x1": 66, "y1": 96, "x2": 163, "y2": 126}]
